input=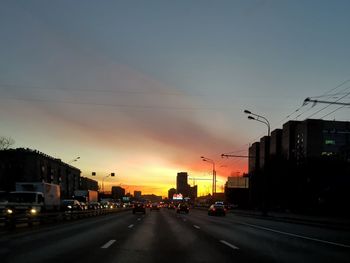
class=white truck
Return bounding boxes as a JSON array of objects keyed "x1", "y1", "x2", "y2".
[
  {"x1": 4, "y1": 182, "x2": 61, "y2": 226},
  {"x1": 73, "y1": 190, "x2": 98, "y2": 203}
]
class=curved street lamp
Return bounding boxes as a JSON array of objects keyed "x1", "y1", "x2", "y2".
[
  {"x1": 200, "y1": 156, "x2": 216, "y2": 195},
  {"x1": 102, "y1": 173, "x2": 115, "y2": 193},
  {"x1": 244, "y1": 109, "x2": 270, "y2": 216},
  {"x1": 244, "y1": 110, "x2": 270, "y2": 136},
  {"x1": 68, "y1": 156, "x2": 80, "y2": 164}
]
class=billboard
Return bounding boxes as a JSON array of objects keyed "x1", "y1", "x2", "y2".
[
  {"x1": 173, "y1": 193, "x2": 183, "y2": 200},
  {"x1": 227, "y1": 177, "x2": 249, "y2": 189}
]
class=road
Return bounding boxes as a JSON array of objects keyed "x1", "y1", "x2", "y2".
[{"x1": 1, "y1": 208, "x2": 350, "y2": 263}]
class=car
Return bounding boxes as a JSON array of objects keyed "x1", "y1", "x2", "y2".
[
  {"x1": 88, "y1": 201, "x2": 102, "y2": 210},
  {"x1": 150, "y1": 203, "x2": 160, "y2": 211},
  {"x1": 61, "y1": 199, "x2": 83, "y2": 212},
  {"x1": 168, "y1": 203, "x2": 175, "y2": 210},
  {"x1": 176, "y1": 203, "x2": 189, "y2": 214},
  {"x1": 208, "y1": 204, "x2": 226, "y2": 216},
  {"x1": 132, "y1": 202, "x2": 146, "y2": 214}
]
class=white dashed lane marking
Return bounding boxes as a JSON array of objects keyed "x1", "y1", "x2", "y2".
[
  {"x1": 220, "y1": 240, "x2": 239, "y2": 250},
  {"x1": 101, "y1": 240, "x2": 116, "y2": 249},
  {"x1": 193, "y1": 225, "x2": 201, "y2": 229},
  {"x1": 128, "y1": 224, "x2": 134, "y2": 228}
]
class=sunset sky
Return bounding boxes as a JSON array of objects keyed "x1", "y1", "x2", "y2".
[{"x1": 1, "y1": 1, "x2": 350, "y2": 197}]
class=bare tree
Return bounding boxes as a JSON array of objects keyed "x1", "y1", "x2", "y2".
[{"x1": 0, "y1": 136, "x2": 15, "y2": 150}]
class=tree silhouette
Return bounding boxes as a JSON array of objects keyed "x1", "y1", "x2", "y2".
[{"x1": 0, "y1": 136, "x2": 15, "y2": 150}]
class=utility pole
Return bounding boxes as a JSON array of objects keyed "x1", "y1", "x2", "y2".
[{"x1": 303, "y1": 97, "x2": 350, "y2": 106}]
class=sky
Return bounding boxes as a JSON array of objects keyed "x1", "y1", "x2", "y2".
[{"x1": 1, "y1": 0, "x2": 350, "y2": 197}]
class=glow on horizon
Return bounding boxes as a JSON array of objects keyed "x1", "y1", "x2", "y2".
[{"x1": 1, "y1": 1, "x2": 349, "y2": 198}]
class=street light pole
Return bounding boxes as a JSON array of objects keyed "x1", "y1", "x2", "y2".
[
  {"x1": 244, "y1": 110, "x2": 270, "y2": 136},
  {"x1": 68, "y1": 156, "x2": 80, "y2": 164},
  {"x1": 244, "y1": 109, "x2": 271, "y2": 216},
  {"x1": 102, "y1": 173, "x2": 115, "y2": 193},
  {"x1": 201, "y1": 156, "x2": 216, "y2": 196}
]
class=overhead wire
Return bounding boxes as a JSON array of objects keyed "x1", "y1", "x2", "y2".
[
  {"x1": 0, "y1": 83, "x2": 198, "y2": 96},
  {"x1": 319, "y1": 104, "x2": 349, "y2": 119},
  {"x1": 305, "y1": 88, "x2": 350, "y2": 119},
  {"x1": 277, "y1": 78, "x2": 350, "y2": 124}
]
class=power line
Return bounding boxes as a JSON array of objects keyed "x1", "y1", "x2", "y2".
[
  {"x1": 0, "y1": 83, "x2": 201, "y2": 97},
  {"x1": 279, "y1": 78, "x2": 350, "y2": 123},
  {"x1": 319, "y1": 105, "x2": 349, "y2": 119},
  {"x1": 305, "y1": 89, "x2": 350, "y2": 119},
  {"x1": 0, "y1": 96, "x2": 233, "y2": 111}
]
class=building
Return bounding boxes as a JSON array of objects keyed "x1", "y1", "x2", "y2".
[
  {"x1": 248, "y1": 119, "x2": 350, "y2": 215},
  {"x1": 270, "y1": 129, "x2": 282, "y2": 157},
  {"x1": 111, "y1": 186, "x2": 125, "y2": 200},
  {"x1": 282, "y1": 121, "x2": 300, "y2": 160},
  {"x1": 259, "y1": 136, "x2": 270, "y2": 169},
  {"x1": 175, "y1": 172, "x2": 197, "y2": 201},
  {"x1": 80, "y1": 176, "x2": 99, "y2": 191},
  {"x1": 0, "y1": 148, "x2": 81, "y2": 199},
  {"x1": 168, "y1": 188, "x2": 176, "y2": 199},
  {"x1": 134, "y1": 190, "x2": 142, "y2": 199},
  {"x1": 176, "y1": 172, "x2": 190, "y2": 197},
  {"x1": 189, "y1": 185, "x2": 198, "y2": 201},
  {"x1": 248, "y1": 142, "x2": 260, "y2": 174},
  {"x1": 141, "y1": 194, "x2": 162, "y2": 203}
]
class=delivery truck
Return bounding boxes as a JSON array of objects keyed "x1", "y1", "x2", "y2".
[
  {"x1": 73, "y1": 190, "x2": 98, "y2": 203},
  {"x1": 4, "y1": 182, "x2": 61, "y2": 226}
]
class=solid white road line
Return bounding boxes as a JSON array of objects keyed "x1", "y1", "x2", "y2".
[
  {"x1": 193, "y1": 225, "x2": 201, "y2": 229},
  {"x1": 128, "y1": 224, "x2": 134, "y2": 228},
  {"x1": 101, "y1": 240, "x2": 116, "y2": 249},
  {"x1": 220, "y1": 240, "x2": 239, "y2": 250},
  {"x1": 242, "y1": 222, "x2": 350, "y2": 249}
]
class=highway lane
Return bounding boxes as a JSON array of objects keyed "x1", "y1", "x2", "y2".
[
  {"x1": 1, "y1": 208, "x2": 349, "y2": 263},
  {"x1": 180, "y1": 209, "x2": 350, "y2": 263}
]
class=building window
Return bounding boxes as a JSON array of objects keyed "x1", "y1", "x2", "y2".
[
  {"x1": 325, "y1": 139, "x2": 336, "y2": 145},
  {"x1": 321, "y1": 152, "x2": 334, "y2": 156}
]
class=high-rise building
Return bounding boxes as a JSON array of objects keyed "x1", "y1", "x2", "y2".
[
  {"x1": 248, "y1": 142, "x2": 260, "y2": 174},
  {"x1": 176, "y1": 172, "x2": 190, "y2": 197}
]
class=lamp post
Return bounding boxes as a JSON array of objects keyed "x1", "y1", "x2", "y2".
[
  {"x1": 102, "y1": 173, "x2": 115, "y2": 193},
  {"x1": 68, "y1": 156, "x2": 80, "y2": 164},
  {"x1": 244, "y1": 109, "x2": 270, "y2": 216},
  {"x1": 244, "y1": 110, "x2": 270, "y2": 136},
  {"x1": 200, "y1": 156, "x2": 216, "y2": 196}
]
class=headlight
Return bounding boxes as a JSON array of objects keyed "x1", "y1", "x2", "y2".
[
  {"x1": 67, "y1": 205, "x2": 72, "y2": 209},
  {"x1": 30, "y1": 208, "x2": 37, "y2": 214},
  {"x1": 6, "y1": 208, "x2": 13, "y2": 214}
]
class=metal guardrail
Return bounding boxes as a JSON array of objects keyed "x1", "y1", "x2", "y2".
[{"x1": 0, "y1": 207, "x2": 132, "y2": 229}]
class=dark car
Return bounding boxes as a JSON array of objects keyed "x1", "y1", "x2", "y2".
[
  {"x1": 150, "y1": 203, "x2": 160, "y2": 211},
  {"x1": 208, "y1": 204, "x2": 226, "y2": 216},
  {"x1": 168, "y1": 203, "x2": 175, "y2": 210},
  {"x1": 132, "y1": 202, "x2": 146, "y2": 214},
  {"x1": 61, "y1": 199, "x2": 83, "y2": 212},
  {"x1": 176, "y1": 203, "x2": 189, "y2": 214}
]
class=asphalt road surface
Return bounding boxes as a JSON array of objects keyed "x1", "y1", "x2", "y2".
[{"x1": 1, "y1": 208, "x2": 350, "y2": 263}]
